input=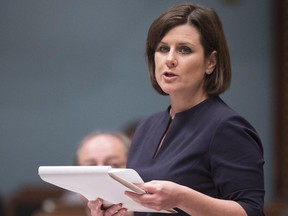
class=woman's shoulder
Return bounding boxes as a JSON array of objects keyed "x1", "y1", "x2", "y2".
[
  {"x1": 200, "y1": 96, "x2": 257, "y2": 131},
  {"x1": 131, "y1": 109, "x2": 170, "y2": 141},
  {"x1": 189, "y1": 96, "x2": 238, "y2": 121},
  {"x1": 137, "y1": 109, "x2": 169, "y2": 127},
  {"x1": 209, "y1": 97, "x2": 259, "y2": 135},
  {"x1": 206, "y1": 96, "x2": 244, "y2": 119}
]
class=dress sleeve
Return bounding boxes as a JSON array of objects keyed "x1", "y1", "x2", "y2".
[{"x1": 210, "y1": 115, "x2": 265, "y2": 216}]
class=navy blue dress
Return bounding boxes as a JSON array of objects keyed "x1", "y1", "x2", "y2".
[{"x1": 127, "y1": 96, "x2": 265, "y2": 216}]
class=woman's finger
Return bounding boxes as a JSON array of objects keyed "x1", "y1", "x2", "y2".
[
  {"x1": 88, "y1": 198, "x2": 105, "y2": 215},
  {"x1": 103, "y1": 203, "x2": 124, "y2": 215}
]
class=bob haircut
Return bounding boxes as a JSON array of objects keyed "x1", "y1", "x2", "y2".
[{"x1": 146, "y1": 3, "x2": 231, "y2": 96}]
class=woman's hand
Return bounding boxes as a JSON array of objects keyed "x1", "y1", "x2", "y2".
[
  {"x1": 125, "y1": 180, "x2": 180, "y2": 211},
  {"x1": 125, "y1": 180, "x2": 247, "y2": 216},
  {"x1": 87, "y1": 198, "x2": 127, "y2": 216}
]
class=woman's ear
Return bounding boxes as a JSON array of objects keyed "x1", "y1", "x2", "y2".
[{"x1": 206, "y1": 51, "x2": 217, "y2": 75}]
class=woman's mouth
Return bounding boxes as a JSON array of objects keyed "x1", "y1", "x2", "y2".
[
  {"x1": 162, "y1": 71, "x2": 177, "y2": 82},
  {"x1": 164, "y1": 71, "x2": 176, "y2": 77}
]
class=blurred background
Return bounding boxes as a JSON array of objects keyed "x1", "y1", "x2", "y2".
[{"x1": 1, "y1": 0, "x2": 286, "y2": 215}]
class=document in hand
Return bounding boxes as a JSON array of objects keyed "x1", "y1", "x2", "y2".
[{"x1": 38, "y1": 166, "x2": 177, "y2": 213}]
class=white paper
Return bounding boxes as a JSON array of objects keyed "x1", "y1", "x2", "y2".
[{"x1": 38, "y1": 166, "x2": 176, "y2": 213}]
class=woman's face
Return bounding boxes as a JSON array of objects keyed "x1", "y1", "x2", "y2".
[{"x1": 154, "y1": 24, "x2": 214, "y2": 99}]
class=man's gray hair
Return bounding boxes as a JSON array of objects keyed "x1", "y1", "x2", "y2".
[{"x1": 74, "y1": 130, "x2": 131, "y2": 165}]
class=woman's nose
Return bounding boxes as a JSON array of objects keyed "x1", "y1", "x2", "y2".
[{"x1": 166, "y1": 52, "x2": 178, "y2": 68}]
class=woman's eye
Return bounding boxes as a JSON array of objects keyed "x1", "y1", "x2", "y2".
[
  {"x1": 179, "y1": 46, "x2": 192, "y2": 54},
  {"x1": 158, "y1": 45, "x2": 169, "y2": 53}
]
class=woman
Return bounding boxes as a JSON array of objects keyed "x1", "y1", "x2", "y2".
[{"x1": 88, "y1": 3, "x2": 265, "y2": 216}]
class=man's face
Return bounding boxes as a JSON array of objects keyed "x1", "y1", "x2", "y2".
[{"x1": 77, "y1": 134, "x2": 127, "y2": 168}]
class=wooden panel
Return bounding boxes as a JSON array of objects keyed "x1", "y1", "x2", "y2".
[
  {"x1": 4, "y1": 184, "x2": 64, "y2": 216},
  {"x1": 276, "y1": 0, "x2": 288, "y2": 197},
  {"x1": 33, "y1": 203, "x2": 87, "y2": 216}
]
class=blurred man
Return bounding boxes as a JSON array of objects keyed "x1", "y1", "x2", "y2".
[
  {"x1": 40, "y1": 131, "x2": 131, "y2": 216},
  {"x1": 75, "y1": 131, "x2": 130, "y2": 167}
]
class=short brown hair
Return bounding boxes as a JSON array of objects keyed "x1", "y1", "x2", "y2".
[{"x1": 146, "y1": 3, "x2": 231, "y2": 96}]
